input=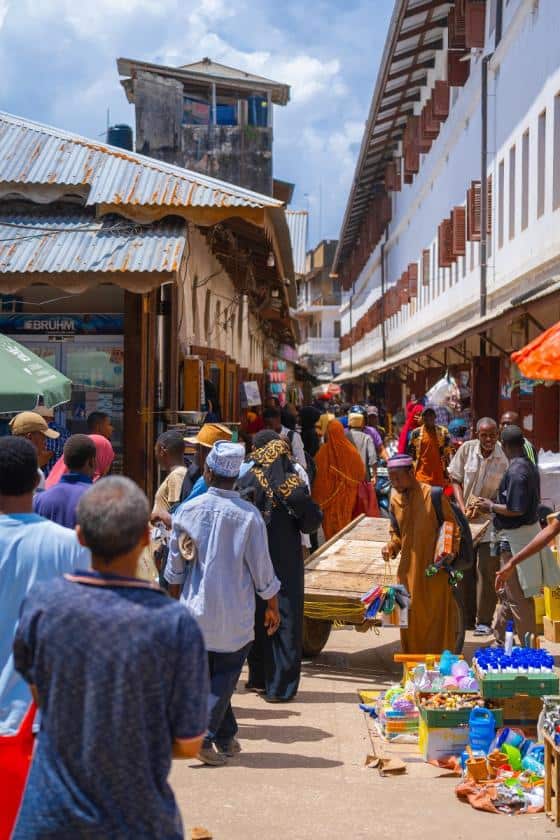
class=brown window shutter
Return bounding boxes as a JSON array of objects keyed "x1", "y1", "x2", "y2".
[
  {"x1": 448, "y1": 8, "x2": 466, "y2": 50},
  {"x1": 422, "y1": 249, "x2": 431, "y2": 286},
  {"x1": 467, "y1": 181, "x2": 481, "y2": 241},
  {"x1": 408, "y1": 263, "x2": 418, "y2": 297},
  {"x1": 448, "y1": 51, "x2": 470, "y2": 87},
  {"x1": 438, "y1": 219, "x2": 454, "y2": 267},
  {"x1": 422, "y1": 99, "x2": 440, "y2": 139},
  {"x1": 385, "y1": 161, "x2": 397, "y2": 192},
  {"x1": 451, "y1": 206, "x2": 466, "y2": 256},
  {"x1": 465, "y1": 0, "x2": 486, "y2": 49},
  {"x1": 398, "y1": 270, "x2": 410, "y2": 306},
  {"x1": 432, "y1": 81, "x2": 450, "y2": 119}
]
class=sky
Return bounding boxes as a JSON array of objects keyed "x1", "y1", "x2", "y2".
[{"x1": 0, "y1": 0, "x2": 394, "y2": 247}]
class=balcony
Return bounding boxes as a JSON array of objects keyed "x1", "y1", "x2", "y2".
[
  {"x1": 295, "y1": 292, "x2": 341, "y2": 313},
  {"x1": 298, "y1": 337, "x2": 340, "y2": 357}
]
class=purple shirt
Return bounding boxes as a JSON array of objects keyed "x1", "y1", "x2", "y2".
[
  {"x1": 33, "y1": 474, "x2": 93, "y2": 530},
  {"x1": 364, "y1": 425, "x2": 383, "y2": 453}
]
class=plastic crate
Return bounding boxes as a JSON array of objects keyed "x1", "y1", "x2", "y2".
[
  {"x1": 417, "y1": 698, "x2": 503, "y2": 729},
  {"x1": 478, "y1": 671, "x2": 559, "y2": 699}
]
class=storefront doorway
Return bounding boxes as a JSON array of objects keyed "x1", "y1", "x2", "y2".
[{"x1": 0, "y1": 315, "x2": 124, "y2": 471}]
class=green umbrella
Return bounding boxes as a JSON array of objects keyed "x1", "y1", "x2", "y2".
[{"x1": 0, "y1": 334, "x2": 72, "y2": 412}]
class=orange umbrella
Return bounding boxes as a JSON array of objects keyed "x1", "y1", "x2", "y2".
[{"x1": 511, "y1": 321, "x2": 560, "y2": 380}]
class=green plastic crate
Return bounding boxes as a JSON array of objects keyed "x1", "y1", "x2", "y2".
[
  {"x1": 418, "y1": 701, "x2": 503, "y2": 729},
  {"x1": 478, "y1": 672, "x2": 559, "y2": 699}
]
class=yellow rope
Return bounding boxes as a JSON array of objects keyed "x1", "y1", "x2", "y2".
[{"x1": 304, "y1": 598, "x2": 366, "y2": 622}]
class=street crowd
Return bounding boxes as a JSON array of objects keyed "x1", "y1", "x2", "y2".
[{"x1": 1, "y1": 395, "x2": 560, "y2": 837}]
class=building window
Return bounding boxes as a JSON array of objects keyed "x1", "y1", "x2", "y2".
[
  {"x1": 509, "y1": 145, "x2": 516, "y2": 240},
  {"x1": 334, "y1": 320, "x2": 341, "y2": 338},
  {"x1": 554, "y1": 93, "x2": 560, "y2": 210},
  {"x1": 538, "y1": 109, "x2": 546, "y2": 217},
  {"x1": 498, "y1": 159, "x2": 505, "y2": 248},
  {"x1": 521, "y1": 129, "x2": 529, "y2": 231},
  {"x1": 432, "y1": 242, "x2": 436, "y2": 298}
]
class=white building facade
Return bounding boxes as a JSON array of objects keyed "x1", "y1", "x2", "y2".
[
  {"x1": 334, "y1": 0, "x2": 560, "y2": 450},
  {"x1": 295, "y1": 239, "x2": 342, "y2": 383}
]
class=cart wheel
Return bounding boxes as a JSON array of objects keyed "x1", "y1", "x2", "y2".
[{"x1": 302, "y1": 617, "x2": 333, "y2": 657}]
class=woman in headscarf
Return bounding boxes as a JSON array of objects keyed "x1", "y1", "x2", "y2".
[
  {"x1": 397, "y1": 402, "x2": 423, "y2": 454},
  {"x1": 312, "y1": 419, "x2": 366, "y2": 540},
  {"x1": 237, "y1": 430, "x2": 322, "y2": 702},
  {"x1": 45, "y1": 434, "x2": 115, "y2": 489},
  {"x1": 299, "y1": 406, "x2": 321, "y2": 459}
]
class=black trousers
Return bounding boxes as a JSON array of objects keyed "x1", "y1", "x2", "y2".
[{"x1": 248, "y1": 515, "x2": 304, "y2": 701}]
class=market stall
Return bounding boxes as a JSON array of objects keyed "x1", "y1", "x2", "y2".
[{"x1": 359, "y1": 643, "x2": 558, "y2": 817}]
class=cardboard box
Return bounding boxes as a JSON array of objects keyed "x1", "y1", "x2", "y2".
[
  {"x1": 418, "y1": 718, "x2": 468, "y2": 762},
  {"x1": 497, "y1": 694, "x2": 543, "y2": 732},
  {"x1": 544, "y1": 587, "x2": 560, "y2": 621},
  {"x1": 544, "y1": 616, "x2": 560, "y2": 643}
]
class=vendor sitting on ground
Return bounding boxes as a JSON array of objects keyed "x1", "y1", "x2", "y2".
[{"x1": 382, "y1": 454, "x2": 459, "y2": 655}]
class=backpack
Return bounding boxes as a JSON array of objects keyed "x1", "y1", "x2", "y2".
[
  {"x1": 430, "y1": 487, "x2": 474, "y2": 573},
  {"x1": 388, "y1": 487, "x2": 474, "y2": 573}
]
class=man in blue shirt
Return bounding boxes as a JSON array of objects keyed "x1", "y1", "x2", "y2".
[
  {"x1": 166, "y1": 441, "x2": 281, "y2": 767},
  {"x1": 34, "y1": 434, "x2": 96, "y2": 528},
  {"x1": 0, "y1": 437, "x2": 87, "y2": 735},
  {"x1": 13, "y1": 476, "x2": 209, "y2": 840}
]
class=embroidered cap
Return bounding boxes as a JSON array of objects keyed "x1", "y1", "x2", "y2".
[
  {"x1": 387, "y1": 454, "x2": 414, "y2": 469},
  {"x1": 206, "y1": 440, "x2": 245, "y2": 478}
]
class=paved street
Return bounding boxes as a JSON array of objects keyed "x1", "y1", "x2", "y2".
[{"x1": 172, "y1": 627, "x2": 552, "y2": 840}]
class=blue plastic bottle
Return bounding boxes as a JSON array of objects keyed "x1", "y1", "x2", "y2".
[{"x1": 469, "y1": 707, "x2": 496, "y2": 754}]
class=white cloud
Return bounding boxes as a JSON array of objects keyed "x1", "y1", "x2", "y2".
[{"x1": 0, "y1": 0, "x2": 393, "y2": 241}]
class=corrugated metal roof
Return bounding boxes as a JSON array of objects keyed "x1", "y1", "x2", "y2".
[
  {"x1": 285, "y1": 210, "x2": 308, "y2": 276},
  {"x1": 334, "y1": 0, "x2": 452, "y2": 271},
  {"x1": 0, "y1": 210, "x2": 186, "y2": 274},
  {"x1": 0, "y1": 112, "x2": 285, "y2": 210}
]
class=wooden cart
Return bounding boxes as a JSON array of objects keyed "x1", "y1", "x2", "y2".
[{"x1": 303, "y1": 515, "x2": 489, "y2": 656}]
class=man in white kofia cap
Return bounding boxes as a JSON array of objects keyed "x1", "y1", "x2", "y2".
[{"x1": 166, "y1": 440, "x2": 281, "y2": 767}]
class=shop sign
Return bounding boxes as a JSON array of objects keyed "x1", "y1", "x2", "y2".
[
  {"x1": 240, "y1": 381, "x2": 262, "y2": 407},
  {"x1": 0, "y1": 314, "x2": 124, "y2": 335}
]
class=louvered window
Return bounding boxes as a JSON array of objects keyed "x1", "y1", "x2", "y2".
[
  {"x1": 465, "y1": 0, "x2": 486, "y2": 48},
  {"x1": 451, "y1": 206, "x2": 466, "y2": 257}
]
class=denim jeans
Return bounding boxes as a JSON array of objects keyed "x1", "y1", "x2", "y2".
[{"x1": 205, "y1": 642, "x2": 252, "y2": 749}]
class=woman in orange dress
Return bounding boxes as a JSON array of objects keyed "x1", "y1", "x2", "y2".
[{"x1": 312, "y1": 419, "x2": 365, "y2": 540}]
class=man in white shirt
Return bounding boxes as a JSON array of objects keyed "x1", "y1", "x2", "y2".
[
  {"x1": 448, "y1": 417, "x2": 508, "y2": 635},
  {"x1": 263, "y1": 407, "x2": 307, "y2": 470},
  {"x1": 9, "y1": 411, "x2": 60, "y2": 491}
]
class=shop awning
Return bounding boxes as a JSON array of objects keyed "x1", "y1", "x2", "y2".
[
  {"x1": 0, "y1": 209, "x2": 187, "y2": 293},
  {"x1": 0, "y1": 334, "x2": 71, "y2": 411},
  {"x1": 512, "y1": 321, "x2": 560, "y2": 381}
]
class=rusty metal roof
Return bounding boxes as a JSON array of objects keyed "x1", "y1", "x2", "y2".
[
  {"x1": 285, "y1": 210, "x2": 308, "y2": 276},
  {"x1": 0, "y1": 111, "x2": 285, "y2": 210},
  {"x1": 334, "y1": 0, "x2": 452, "y2": 272},
  {"x1": 0, "y1": 209, "x2": 186, "y2": 274}
]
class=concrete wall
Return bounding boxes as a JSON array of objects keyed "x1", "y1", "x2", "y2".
[
  {"x1": 340, "y1": 0, "x2": 560, "y2": 375},
  {"x1": 179, "y1": 225, "x2": 267, "y2": 374},
  {"x1": 133, "y1": 71, "x2": 273, "y2": 194}
]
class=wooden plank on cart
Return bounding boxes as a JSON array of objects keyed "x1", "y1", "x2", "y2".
[{"x1": 304, "y1": 516, "x2": 490, "y2": 606}]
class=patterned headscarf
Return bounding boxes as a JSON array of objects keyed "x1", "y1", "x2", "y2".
[{"x1": 238, "y1": 431, "x2": 304, "y2": 523}]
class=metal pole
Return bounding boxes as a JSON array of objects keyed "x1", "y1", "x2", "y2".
[{"x1": 480, "y1": 55, "x2": 490, "y2": 318}]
